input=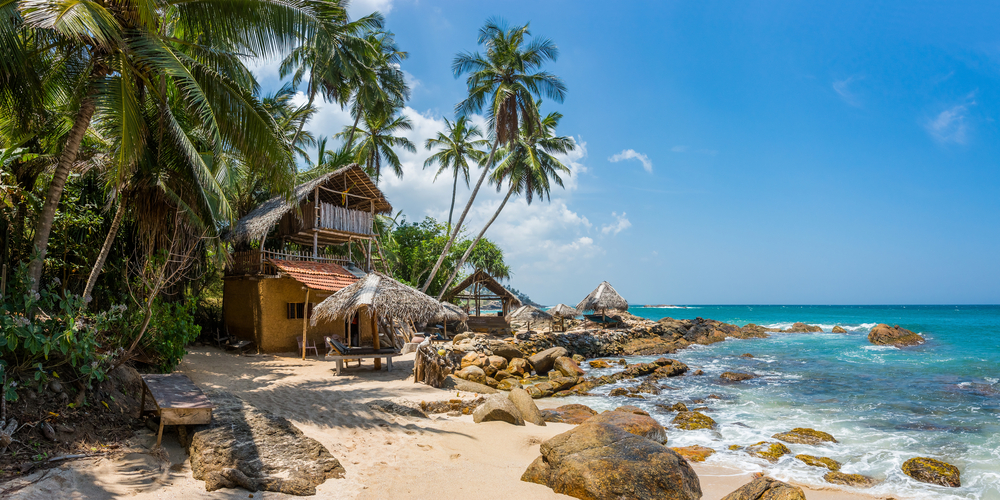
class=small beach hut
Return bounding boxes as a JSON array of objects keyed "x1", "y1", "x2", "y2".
[
  {"x1": 437, "y1": 301, "x2": 469, "y2": 339},
  {"x1": 576, "y1": 281, "x2": 629, "y2": 325},
  {"x1": 548, "y1": 303, "x2": 579, "y2": 332},
  {"x1": 312, "y1": 272, "x2": 443, "y2": 368},
  {"x1": 508, "y1": 305, "x2": 554, "y2": 332}
]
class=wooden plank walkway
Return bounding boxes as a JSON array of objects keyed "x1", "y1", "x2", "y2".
[{"x1": 139, "y1": 374, "x2": 214, "y2": 447}]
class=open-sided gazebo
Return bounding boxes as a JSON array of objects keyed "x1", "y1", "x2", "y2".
[
  {"x1": 577, "y1": 281, "x2": 629, "y2": 326},
  {"x1": 442, "y1": 269, "x2": 522, "y2": 332}
]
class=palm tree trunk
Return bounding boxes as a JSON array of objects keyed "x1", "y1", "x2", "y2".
[
  {"x1": 345, "y1": 111, "x2": 363, "y2": 151},
  {"x1": 420, "y1": 137, "x2": 500, "y2": 293},
  {"x1": 82, "y1": 196, "x2": 126, "y2": 306},
  {"x1": 447, "y1": 171, "x2": 458, "y2": 234},
  {"x1": 437, "y1": 184, "x2": 515, "y2": 299},
  {"x1": 27, "y1": 92, "x2": 99, "y2": 292}
]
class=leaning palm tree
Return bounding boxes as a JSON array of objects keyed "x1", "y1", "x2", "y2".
[
  {"x1": 437, "y1": 110, "x2": 573, "y2": 298},
  {"x1": 337, "y1": 109, "x2": 416, "y2": 183},
  {"x1": 12, "y1": 0, "x2": 337, "y2": 292},
  {"x1": 341, "y1": 31, "x2": 410, "y2": 150},
  {"x1": 423, "y1": 116, "x2": 488, "y2": 232},
  {"x1": 420, "y1": 18, "x2": 566, "y2": 293}
]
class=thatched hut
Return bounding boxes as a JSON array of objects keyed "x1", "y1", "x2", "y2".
[
  {"x1": 442, "y1": 269, "x2": 521, "y2": 333},
  {"x1": 437, "y1": 301, "x2": 469, "y2": 338},
  {"x1": 576, "y1": 281, "x2": 629, "y2": 321},
  {"x1": 548, "y1": 303, "x2": 579, "y2": 332},
  {"x1": 222, "y1": 165, "x2": 391, "y2": 354},
  {"x1": 508, "y1": 305, "x2": 554, "y2": 332}
]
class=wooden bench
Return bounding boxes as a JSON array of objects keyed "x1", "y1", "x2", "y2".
[
  {"x1": 138, "y1": 373, "x2": 214, "y2": 447},
  {"x1": 325, "y1": 352, "x2": 401, "y2": 375}
]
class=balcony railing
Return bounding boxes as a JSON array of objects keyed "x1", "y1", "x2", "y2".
[
  {"x1": 311, "y1": 203, "x2": 374, "y2": 235},
  {"x1": 226, "y1": 249, "x2": 353, "y2": 276}
]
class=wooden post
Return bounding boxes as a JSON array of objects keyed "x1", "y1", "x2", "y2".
[
  {"x1": 372, "y1": 309, "x2": 381, "y2": 370},
  {"x1": 301, "y1": 288, "x2": 310, "y2": 360},
  {"x1": 368, "y1": 199, "x2": 374, "y2": 271},
  {"x1": 313, "y1": 186, "x2": 320, "y2": 258}
]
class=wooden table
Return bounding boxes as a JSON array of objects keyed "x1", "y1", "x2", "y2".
[{"x1": 138, "y1": 374, "x2": 214, "y2": 447}]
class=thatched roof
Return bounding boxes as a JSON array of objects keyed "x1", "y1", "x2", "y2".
[
  {"x1": 509, "y1": 305, "x2": 554, "y2": 323},
  {"x1": 576, "y1": 281, "x2": 628, "y2": 313},
  {"x1": 548, "y1": 303, "x2": 580, "y2": 318},
  {"x1": 312, "y1": 272, "x2": 443, "y2": 325},
  {"x1": 226, "y1": 164, "x2": 391, "y2": 245},
  {"x1": 442, "y1": 269, "x2": 521, "y2": 306},
  {"x1": 438, "y1": 301, "x2": 469, "y2": 322}
]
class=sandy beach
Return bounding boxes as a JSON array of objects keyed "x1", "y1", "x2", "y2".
[{"x1": 2, "y1": 347, "x2": 898, "y2": 500}]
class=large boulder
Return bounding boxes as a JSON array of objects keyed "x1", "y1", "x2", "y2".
[
  {"x1": 487, "y1": 355, "x2": 508, "y2": 372},
  {"x1": 508, "y1": 388, "x2": 545, "y2": 426},
  {"x1": 622, "y1": 337, "x2": 678, "y2": 355},
  {"x1": 720, "y1": 371, "x2": 756, "y2": 382},
  {"x1": 190, "y1": 392, "x2": 344, "y2": 495},
  {"x1": 454, "y1": 365, "x2": 487, "y2": 385},
  {"x1": 772, "y1": 428, "x2": 837, "y2": 445},
  {"x1": 472, "y1": 394, "x2": 525, "y2": 425},
  {"x1": 832, "y1": 326, "x2": 847, "y2": 333},
  {"x1": 901, "y1": 457, "x2": 961, "y2": 487},
  {"x1": 784, "y1": 322, "x2": 822, "y2": 333},
  {"x1": 553, "y1": 356, "x2": 586, "y2": 377},
  {"x1": 744, "y1": 441, "x2": 790, "y2": 463},
  {"x1": 441, "y1": 375, "x2": 498, "y2": 394},
  {"x1": 460, "y1": 351, "x2": 486, "y2": 369},
  {"x1": 623, "y1": 362, "x2": 660, "y2": 378},
  {"x1": 491, "y1": 342, "x2": 524, "y2": 360},
  {"x1": 507, "y1": 357, "x2": 531, "y2": 376},
  {"x1": 868, "y1": 324, "x2": 925, "y2": 346},
  {"x1": 588, "y1": 408, "x2": 667, "y2": 444},
  {"x1": 720, "y1": 476, "x2": 805, "y2": 500},
  {"x1": 795, "y1": 454, "x2": 841, "y2": 471},
  {"x1": 735, "y1": 324, "x2": 772, "y2": 339},
  {"x1": 823, "y1": 471, "x2": 878, "y2": 488},
  {"x1": 651, "y1": 359, "x2": 688, "y2": 378},
  {"x1": 522, "y1": 421, "x2": 702, "y2": 500},
  {"x1": 589, "y1": 359, "x2": 612, "y2": 369},
  {"x1": 540, "y1": 404, "x2": 598, "y2": 424},
  {"x1": 672, "y1": 411, "x2": 716, "y2": 431},
  {"x1": 529, "y1": 346, "x2": 569, "y2": 375}
]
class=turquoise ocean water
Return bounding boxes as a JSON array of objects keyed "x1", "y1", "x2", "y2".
[{"x1": 559, "y1": 305, "x2": 1000, "y2": 499}]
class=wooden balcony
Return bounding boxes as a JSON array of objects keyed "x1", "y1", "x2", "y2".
[
  {"x1": 226, "y1": 249, "x2": 354, "y2": 276},
  {"x1": 279, "y1": 202, "x2": 376, "y2": 247}
]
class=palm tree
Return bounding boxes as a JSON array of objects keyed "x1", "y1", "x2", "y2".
[
  {"x1": 337, "y1": 109, "x2": 416, "y2": 183},
  {"x1": 423, "y1": 116, "x2": 488, "y2": 232},
  {"x1": 420, "y1": 18, "x2": 566, "y2": 293},
  {"x1": 9, "y1": 0, "x2": 336, "y2": 292},
  {"x1": 341, "y1": 31, "x2": 410, "y2": 151},
  {"x1": 436, "y1": 110, "x2": 573, "y2": 298}
]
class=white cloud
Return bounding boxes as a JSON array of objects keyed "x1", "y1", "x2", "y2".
[
  {"x1": 924, "y1": 103, "x2": 973, "y2": 144},
  {"x1": 601, "y1": 212, "x2": 631, "y2": 235},
  {"x1": 348, "y1": 0, "x2": 394, "y2": 18},
  {"x1": 608, "y1": 149, "x2": 653, "y2": 173},
  {"x1": 833, "y1": 75, "x2": 863, "y2": 107}
]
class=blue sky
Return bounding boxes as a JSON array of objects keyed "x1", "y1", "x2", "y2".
[{"x1": 256, "y1": 1, "x2": 1000, "y2": 305}]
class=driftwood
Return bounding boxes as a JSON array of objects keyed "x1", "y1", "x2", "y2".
[{"x1": 413, "y1": 339, "x2": 455, "y2": 388}]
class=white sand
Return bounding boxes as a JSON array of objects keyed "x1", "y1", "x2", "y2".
[{"x1": 5, "y1": 348, "x2": 893, "y2": 499}]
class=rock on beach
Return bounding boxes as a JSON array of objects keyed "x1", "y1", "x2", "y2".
[
  {"x1": 720, "y1": 476, "x2": 805, "y2": 500},
  {"x1": 540, "y1": 404, "x2": 598, "y2": 424},
  {"x1": 772, "y1": 428, "x2": 837, "y2": 445},
  {"x1": 472, "y1": 394, "x2": 525, "y2": 425},
  {"x1": 902, "y1": 457, "x2": 961, "y2": 487}
]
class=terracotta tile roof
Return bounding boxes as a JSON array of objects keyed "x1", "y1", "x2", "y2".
[{"x1": 269, "y1": 259, "x2": 360, "y2": 292}]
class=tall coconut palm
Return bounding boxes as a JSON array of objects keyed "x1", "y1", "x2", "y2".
[
  {"x1": 437, "y1": 110, "x2": 573, "y2": 298},
  {"x1": 420, "y1": 18, "x2": 566, "y2": 292},
  {"x1": 10, "y1": 0, "x2": 335, "y2": 292},
  {"x1": 341, "y1": 31, "x2": 409, "y2": 151},
  {"x1": 423, "y1": 116, "x2": 488, "y2": 232},
  {"x1": 336, "y1": 109, "x2": 416, "y2": 183}
]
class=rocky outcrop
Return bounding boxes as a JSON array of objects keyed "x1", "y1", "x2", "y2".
[
  {"x1": 772, "y1": 428, "x2": 837, "y2": 445},
  {"x1": 720, "y1": 372, "x2": 756, "y2": 382},
  {"x1": 553, "y1": 356, "x2": 585, "y2": 377},
  {"x1": 735, "y1": 324, "x2": 773, "y2": 339},
  {"x1": 785, "y1": 322, "x2": 822, "y2": 333},
  {"x1": 672, "y1": 411, "x2": 716, "y2": 430},
  {"x1": 588, "y1": 359, "x2": 612, "y2": 369},
  {"x1": 720, "y1": 476, "x2": 805, "y2": 500},
  {"x1": 507, "y1": 357, "x2": 530, "y2": 376},
  {"x1": 491, "y1": 342, "x2": 524, "y2": 360},
  {"x1": 454, "y1": 365, "x2": 487, "y2": 385},
  {"x1": 528, "y1": 346, "x2": 569, "y2": 374},
  {"x1": 795, "y1": 454, "x2": 841, "y2": 471},
  {"x1": 670, "y1": 445, "x2": 715, "y2": 462},
  {"x1": 622, "y1": 362, "x2": 660, "y2": 378},
  {"x1": 522, "y1": 420, "x2": 701, "y2": 500},
  {"x1": 868, "y1": 324, "x2": 925, "y2": 346},
  {"x1": 190, "y1": 391, "x2": 344, "y2": 495},
  {"x1": 660, "y1": 402, "x2": 688, "y2": 412},
  {"x1": 622, "y1": 336, "x2": 679, "y2": 355},
  {"x1": 744, "y1": 441, "x2": 790, "y2": 463},
  {"x1": 587, "y1": 408, "x2": 667, "y2": 444},
  {"x1": 832, "y1": 326, "x2": 847, "y2": 333},
  {"x1": 823, "y1": 471, "x2": 878, "y2": 488},
  {"x1": 441, "y1": 375, "x2": 498, "y2": 394},
  {"x1": 901, "y1": 457, "x2": 961, "y2": 487},
  {"x1": 651, "y1": 358, "x2": 689, "y2": 378},
  {"x1": 540, "y1": 404, "x2": 598, "y2": 424},
  {"x1": 508, "y1": 388, "x2": 545, "y2": 426},
  {"x1": 472, "y1": 394, "x2": 525, "y2": 425}
]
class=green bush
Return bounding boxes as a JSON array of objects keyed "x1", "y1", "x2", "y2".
[{"x1": 145, "y1": 298, "x2": 201, "y2": 372}]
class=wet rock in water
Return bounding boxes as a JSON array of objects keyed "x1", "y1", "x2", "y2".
[
  {"x1": 548, "y1": 376, "x2": 578, "y2": 392},
  {"x1": 508, "y1": 388, "x2": 546, "y2": 426},
  {"x1": 613, "y1": 405, "x2": 650, "y2": 416},
  {"x1": 745, "y1": 441, "x2": 791, "y2": 463},
  {"x1": 785, "y1": 322, "x2": 822, "y2": 333},
  {"x1": 553, "y1": 356, "x2": 585, "y2": 377},
  {"x1": 534, "y1": 381, "x2": 556, "y2": 398},
  {"x1": 622, "y1": 336, "x2": 677, "y2": 355},
  {"x1": 521, "y1": 421, "x2": 701, "y2": 500},
  {"x1": 190, "y1": 391, "x2": 344, "y2": 495},
  {"x1": 366, "y1": 400, "x2": 427, "y2": 419},
  {"x1": 670, "y1": 445, "x2": 715, "y2": 463},
  {"x1": 735, "y1": 324, "x2": 773, "y2": 339},
  {"x1": 720, "y1": 371, "x2": 756, "y2": 382},
  {"x1": 740, "y1": 353, "x2": 754, "y2": 358},
  {"x1": 524, "y1": 385, "x2": 543, "y2": 398},
  {"x1": 672, "y1": 411, "x2": 717, "y2": 431},
  {"x1": 901, "y1": 457, "x2": 961, "y2": 487},
  {"x1": 772, "y1": 428, "x2": 837, "y2": 445},
  {"x1": 529, "y1": 346, "x2": 569, "y2": 375},
  {"x1": 497, "y1": 378, "x2": 522, "y2": 391},
  {"x1": 651, "y1": 359, "x2": 689, "y2": 378},
  {"x1": 623, "y1": 362, "x2": 660, "y2": 378},
  {"x1": 588, "y1": 359, "x2": 612, "y2": 369},
  {"x1": 472, "y1": 394, "x2": 525, "y2": 425},
  {"x1": 586, "y1": 409, "x2": 668, "y2": 444},
  {"x1": 507, "y1": 357, "x2": 530, "y2": 376},
  {"x1": 540, "y1": 404, "x2": 598, "y2": 424},
  {"x1": 454, "y1": 365, "x2": 487, "y2": 385},
  {"x1": 823, "y1": 471, "x2": 878, "y2": 488},
  {"x1": 795, "y1": 454, "x2": 841, "y2": 471},
  {"x1": 609, "y1": 388, "x2": 629, "y2": 397},
  {"x1": 659, "y1": 402, "x2": 688, "y2": 412},
  {"x1": 634, "y1": 380, "x2": 661, "y2": 395},
  {"x1": 707, "y1": 394, "x2": 722, "y2": 399},
  {"x1": 832, "y1": 326, "x2": 847, "y2": 333},
  {"x1": 491, "y1": 342, "x2": 524, "y2": 360},
  {"x1": 441, "y1": 375, "x2": 498, "y2": 394},
  {"x1": 683, "y1": 318, "x2": 733, "y2": 345},
  {"x1": 720, "y1": 476, "x2": 805, "y2": 500},
  {"x1": 868, "y1": 324, "x2": 925, "y2": 346},
  {"x1": 572, "y1": 354, "x2": 586, "y2": 364},
  {"x1": 693, "y1": 370, "x2": 704, "y2": 376}
]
